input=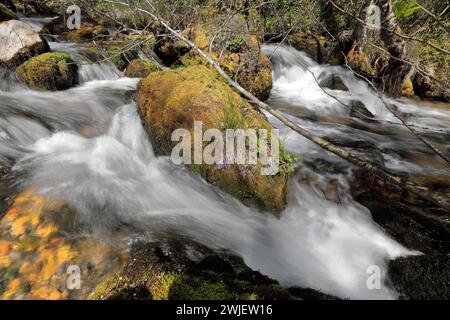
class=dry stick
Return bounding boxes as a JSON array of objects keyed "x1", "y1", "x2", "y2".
[
  {"x1": 328, "y1": 0, "x2": 450, "y2": 56},
  {"x1": 105, "y1": 0, "x2": 450, "y2": 210}
]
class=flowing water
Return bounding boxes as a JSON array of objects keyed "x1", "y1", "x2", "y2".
[{"x1": 1, "y1": 34, "x2": 450, "y2": 299}]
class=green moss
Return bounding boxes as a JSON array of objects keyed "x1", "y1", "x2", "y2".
[
  {"x1": 125, "y1": 59, "x2": 163, "y2": 78},
  {"x1": 104, "y1": 44, "x2": 139, "y2": 71},
  {"x1": 136, "y1": 65, "x2": 288, "y2": 213},
  {"x1": 16, "y1": 52, "x2": 78, "y2": 91},
  {"x1": 169, "y1": 276, "x2": 236, "y2": 300},
  {"x1": 18, "y1": 234, "x2": 40, "y2": 251},
  {"x1": 150, "y1": 273, "x2": 178, "y2": 300},
  {"x1": 63, "y1": 24, "x2": 108, "y2": 41},
  {"x1": 226, "y1": 35, "x2": 247, "y2": 53},
  {"x1": 222, "y1": 94, "x2": 245, "y2": 129}
]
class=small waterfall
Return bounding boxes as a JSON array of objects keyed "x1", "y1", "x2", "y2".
[
  {"x1": 49, "y1": 42, "x2": 121, "y2": 82},
  {"x1": 19, "y1": 15, "x2": 58, "y2": 32},
  {"x1": 262, "y1": 44, "x2": 450, "y2": 175}
]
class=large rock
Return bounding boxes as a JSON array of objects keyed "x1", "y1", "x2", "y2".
[
  {"x1": 16, "y1": 52, "x2": 78, "y2": 91},
  {"x1": 136, "y1": 65, "x2": 289, "y2": 213},
  {"x1": 0, "y1": 3, "x2": 17, "y2": 22},
  {"x1": 388, "y1": 254, "x2": 450, "y2": 300},
  {"x1": 0, "y1": 20, "x2": 49, "y2": 67},
  {"x1": 181, "y1": 50, "x2": 273, "y2": 101},
  {"x1": 319, "y1": 74, "x2": 348, "y2": 91},
  {"x1": 90, "y1": 240, "x2": 292, "y2": 300}
]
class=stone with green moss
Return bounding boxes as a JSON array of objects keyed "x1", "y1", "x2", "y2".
[
  {"x1": 62, "y1": 23, "x2": 108, "y2": 41},
  {"x1": 101, "y1": 42, "x2": 139, "y2": 71},
  {"x1": 16, "y1": 52, "x2": 78, "y2": 91},
  {"x1": 180, "y1": 50, "x2": 273, "y2": 101},
  {"x1": 124, "y1": 59, "x2": 162, "y2": 78},
  {"x1": 90, "y1": 241, "x2": 293, "y2": 301},
  {"x1": 136, "y1": 65, "x2": 288, "y2": 213}
]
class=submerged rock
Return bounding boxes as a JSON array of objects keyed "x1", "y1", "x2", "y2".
[
  {"x1": 16, "y1": 52, "x2": 78, "y2": 91},
  {"x1": 319, "y1": 74, "x2": 348, "y2": 91},
  {"x1": 288, "y1": 32, "x2": 338, "y2": 65},
  {"x1": 0, "y1": 20, "x2": 50, "y2": 67},
  {"x1": 124, "y1": 59, "x2": 162, "y2": 78},
  {"x1": 349, "y1": 100, "x2": 375, "y2": 120},
  {"x1": 136, "y1": 65, "x2": 288, "y2": 213},
  {"x1": 0, "y1": 3, "x2": 17, "y2": 22}
]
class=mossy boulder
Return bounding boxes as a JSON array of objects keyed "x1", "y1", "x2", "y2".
[
  {"x1": 388, "y1": 254, "x2": 450, "y2": 299},
  {"x1": 61, "y1": 23, "x2": 108, "y2": 41},
  {"x1": 180, "y1": 51, "x2": 273, "y2": 101},
  {"x1": 136, "y1": 65, "x2": 288, "y2": 213},
  {"x1": 319, "y1": 75, "x2": 348, "y2": 91},
  {"x1": 233, "y1": 53, "x2": 273, "y2": 101},
  {"x1": 16, "y1": 52, "x2": 78, "y2": 91},
  {"x1": 90, "y1": 240, "x2": 292, "y2": 300},
  {"x1": 124, "y1": 59, "x2": 162, "y2": 78},
  {"x1": 0, "y1": 3, "x2": 17, "y2": 22}
]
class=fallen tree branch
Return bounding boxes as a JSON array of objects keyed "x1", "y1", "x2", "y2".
[
  {"x1": 105, "y1": 0, "x2": 450, "y2": 211},
  {"x1": 342, "y1": 52, "x2": 450, "y2": 166}
]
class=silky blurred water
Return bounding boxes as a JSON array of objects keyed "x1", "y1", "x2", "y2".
[{"x1": 4, "y1": 42, "x2": 447, "y2": 299}]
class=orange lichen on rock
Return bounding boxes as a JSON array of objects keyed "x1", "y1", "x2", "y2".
[{"x1": 0, "y1": 189, "x2": 129, "y2": 300}]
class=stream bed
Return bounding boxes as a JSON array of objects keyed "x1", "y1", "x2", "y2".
[{"x1": 0, "y1": 18, "x2": 449, "y2": 300}]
